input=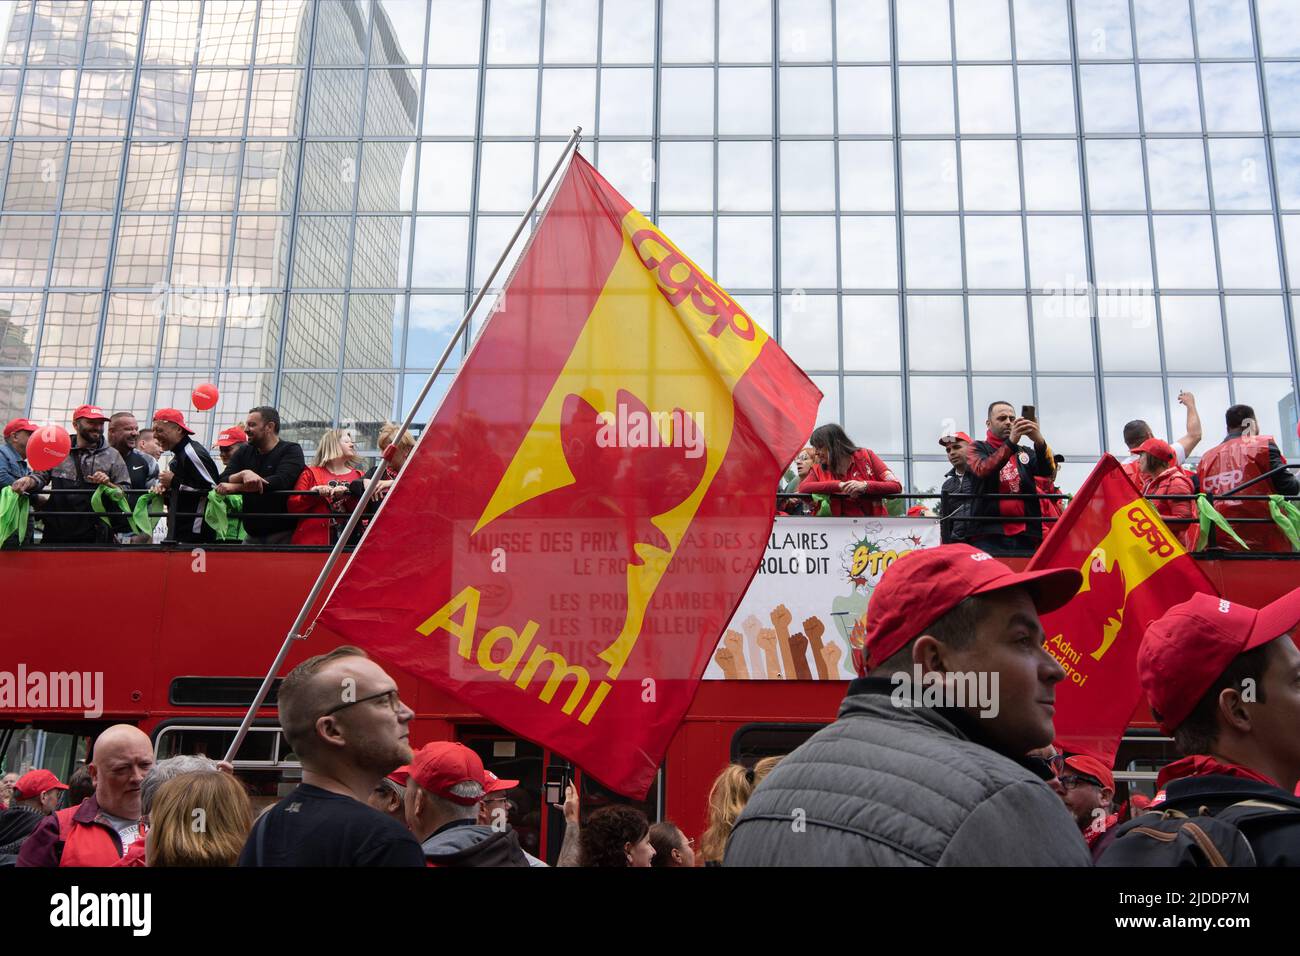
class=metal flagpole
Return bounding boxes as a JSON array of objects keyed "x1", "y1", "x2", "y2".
[{"x1": 223, "y1": 126, "x2": 585, "y2": 763}]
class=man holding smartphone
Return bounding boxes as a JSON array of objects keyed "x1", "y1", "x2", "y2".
[{"x1": 963, "y1": 401, "x2": 1059, "y2": 557}]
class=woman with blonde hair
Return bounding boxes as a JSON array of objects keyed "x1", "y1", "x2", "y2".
[
  {"x1": 288, "y1": 428, "x2": 366, "y2": 545},
  {"x1": 700, "y1": 755, "x2": 783, "y2": 865},
  {"x1": 145, "y1": 771, "x2": 253, "y2": 867}
]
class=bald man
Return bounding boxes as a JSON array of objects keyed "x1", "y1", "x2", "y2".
[{"x1": 17, "y1": 724, "x2": 154, "y2": 867}]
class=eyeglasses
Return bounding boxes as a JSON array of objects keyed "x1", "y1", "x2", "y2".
[
  {"x1": 322, "y1": 687, "x2": 404, "y2": 717},
  {"x1": 1059, "y1": 774, "x2": 1103, "y2": 792},
  {"x1": 1044, "y1": 753, "x2": 1065, "y2": 777}
]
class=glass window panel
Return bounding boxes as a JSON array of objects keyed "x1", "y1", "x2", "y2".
[
  {"x1": 1265, "y1": 64, "x2": 1300, "y2": 133},
  {"x1": 1032, "y1": 293, "x2": 1095, "y2": 371},
  {"x1": 1140, "y1": 64, "x2": 1201, "y2": 134},
  {"x1": 716, "y1": 217, "x2": 773, "y2": 289},
  {"x1": 186, "y1": 69, "x2": 247, "y2": 139},
  {"x1": 910, "y1": 376, "x2": 970, "y2": 452},
  {"x1": 1224, "y1": 296, "x2": 1289, "y2": 372},
  {"x1": 1104, "y1": 376, "x2": 1166, "y2": 454},
  {"x1": 343, "y1": 293, "x2": 402, "y2": 370},
  {"x1": 544, "y1": 0, "x2": 597, "y2": 62},
  {"x1": 230, "y1": 215, "x2": 289, "y2": 288},
  {"x1": 780, "y1": 141, "x2": 834, "y2": 211},
  {"x1": 112, "y1": 215, "x2": 173, "y2": 286},
  {"x1": 1171, "y1": 378, "x2": 1230, "y2": 448},
  {"x1": 399, "y1": 371, "x2": 453, "y2": 425},
  {"x1": 598, "y1": 68, "x2": 653, "y2": 135},
  {"x1": 1217, "y1": 215, "x2": 1280, "y2": 288},
  {"x1": 780, "y1": 293, "x2": 837, "y2": 370},
  {"x1": 1017, "y1": 65, "x2": 1076, "y2": 134},
  {"x1": 422, "y1": 69, "x2": 478, "y2": 135},
  {"x1": 61, "y1": 142, "x2": 122, "y2": 213},
  {"x1": 601, "y1": 0, "x2": 655, "y2": 63},
  {"x1": 1022, "y1": 141, "x2": 1082, "y2": 210},
  {"x1": 1160, "y1": 295, "x2": 1225, "y2": 371},
  {"x1": 1134, "y1": 0, "x2": 1194, "y2": 57},
  {"x1": 373, "y1": 0, "x2": 429, "y2": 63},
  {"x1": 779, "y1": 0, "x2": 832, "y2": 62},
  {"x1": 199, "y1": 0, "x2": 256, "y2": 65},
  {"x1": 665, "y1": 1, "x2": 720, "y2": 61},
  {"x1": 1080, "y1": 64, "x2": 1139, "y2": 133},
  {"x1": 962, "y1": 140, "x2": 1021, "y2": 211},
  {"x1": 158, "y1": 291, "x2": 223, "y2": 369},
  {"x1": 1200, "y1": 63, "x2": 1262, "y2": 133},
  {"x1": 29, "y1": 371, "x2": 89, "y2": 424},
  {"x1": 1086, "y1": 139, "x2": 1146, "y2": 210},
  {"x1": 969, "y1": 296, "x2": 1030, "y2": 370},
  {"x1": 486, "y1": 0, "x2": 540, "y2": 63},
  {"x1": 404, "y1": 294, "x2": 463, "y2": 369},
  {"x1": 660, "y1": 67, "x2": 713, "y2": 135},
  {"x1": 907, "y1": 295, "x2": 967, "y2": 371},
  {"x1": 903, "y1": 216, "x2": 962, "y2": 289},
  {"x1": 26, "y1": 2, "x2": 86, "y2": 65},
  {"x1": 808, "y1": 375, "x2": 841, "y2": 427},
  {"x1": 1146, "y1": 139, "x2": 1209, "y2": 209},
  {"x1": 143, "y1": 0, "x2": 201, "y2": 66},
  {"x1": 173, "y1": 215, "x2": 233, "y2": 286},
  {"x1": 416, "y1": 142, "x2": 473, "y2": 212},
  {"x1": 477, "y1": 141, "x2": 534, "y2": 212},
  {"x1": 95, "y1": 375, "x2": 160, "y2": 426},
  {"x1": 842, "y1": 296, "x2": 901, "y2": 371},
  {"x1": 19, "y1": 68, "x2": 75, "y2": 136},
  {"x1": 837, "y1": 66, "x2": 892, "y2": 134},
  {"x1": 836, "y1": 0, "x2": 890, "y2": 60},
  {"x1": 660, "y1": 141, "x2": 715, "y2": 212},
  {"x1": 247, "y1": 68, "x2": 304, "y2": 138},
  {"x1": 897, "y1": 0, "x2": 951, "y2": 61},
  {"x1": 1258, "y1": 0, "x2": 1300, "y2": 56},
  {"x1": 899, "y1": 66, "x2": 954, "y2": 135},
  {"x1": 0, "y1": 70, "x2": 20, "y2": 136},
  {"x1": 1075, "y1": 0, "x2": 1134, "y2": 59},
  {"x1": 36, "y1": 295, "x2": 102, "y2": 367},
  {"x1": 1193, "y1": 0, "x2": 1254, "y2": 57},
  {"x1": 840, "y1": 216, "x2": 898, "y2": 289},
  {"x1": 779, "y1": 216, "x2": 838, "y2": 288},
  {"x1": 1091, "y1": 215, "x2": 1153, "y2": 288},
  {"x1": 51, "y1": 215, "x2": 112, "y2": 287},
  {"x1": 953, "y1": 0, "x2": 1012, "y2": 60},
  {"x1": 74, "y1": 70, "x2": 134, "y2": 137},
  {"x1": 350, "y1": 217, "x2": 407, "y2": 289},
  {"x1": 1284, "y1": 216, "x2": 1300, "y2": 280},
  {"x1": 1231, "y1": 377, "x2": 1294, "y2": 443},
  {"x1": 1098, "y1": 293, "x2": 1160, "y2": 371},
  {"x1": 279, "y1": 373, "x2": 339, "y2": 444},
  {"x1": 1153, "y1": 215, "x2": 1217, "y2": 289},
  {"x1": 1013, "y1": 0, "x2": 1071, "y2": 59},
  {"x1": 241, "y1": 142, "x2": 299, "y2": 213},
  {"x1": 974, "y1": 378, "x2": 1032, "y2": 433},
  {"x1": 284, "y1": 294, "x2": 342, "y2": 368},
  {"x1": 718, "y1": 68, "x2": 772, "y2": 135},
  {"x1": 311, "y1": 1, "x2": 366, "y2": 66},
  {"x1": 364, "y1": 69, "x2": 421, "y2": 137},
  {"x1": 427, "y1": 0, "x2": 483, "y2": 63},
  {"x1": 844, "y1": 376, "x2": 904, "y2": 457},
  {"x1": 721, "y1": 0, "x2": 773, "y2": 62},
  {"x1": 902, "y1": 140, "x2": 958, "y2": 211},
  {"x1": 338, "y1": 374, "x2": 398, "y2": 442},
  {"x1": 357, "y1": 140, "x2": 415, "y2": 212},
  {"x1": 472, "y1": 214, "x2": 533, "y2": 287},
  {"x1": 305, "y1": 69, "x2": 361, "y2": 136},
  {"x1": 0, "y1": 292, "x2": 44, "y2": 366},
  {"x1": 180, "y1": 141, "x2": 241, "y2": 213},
  {"x1": 964, "y1": 218, "x2": 1025, "y2": 289},
  {"x1": 539, "y1": 68, "x2": 596, "y2": 136},
  {"x1": 291, "y1": 216, "x2": 350, "y2": 289},
  {"x1": 1038, "y1": 378, "x2": 1100, "y2": 456},
  {"x1": 779, "y1": 67, "x2": 834, "y2": 134},
  {"x1": 718, "y1": 142, "x2": 772, "y2": 212},
  {"x1": 839, "y1": 141, "x2": 895, "y2": 211},
  {"x1": 1026, "y1": 216, "x2": 1087, "y2": 289},
  {"x1": 594, "y1": 140, "x2": 653, "y2": 210},
  {"x1": 912, "y1": 460, "x2": 954, "y2": 495},
  {"x1": 299, "y1": 141, "x2": 357, "y2": 212},
  {"x1": 481, "y1": 68, "x2": 537, "y2": 135},
  {"x1": 957, "y1": 65, "x2": 1015, "y2": 134},
  {"x1": 1276, "y1": 139, "x2": 1300, "y2": 209},
  {"x1": 1209, "y1": 139, "x2": 1272, "y2": 210}
]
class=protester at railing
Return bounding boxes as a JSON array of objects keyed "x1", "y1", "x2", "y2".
[
  {"x1": 137, "y1": 427, "x2": 163, "y2": 463},
  {"x1": 10, "y1": 405, "x2": 130, "y2": 545},
  {"x1": 1097, "y1": 592, "x2": 1300, "y2": 865},
  {"x1": 0, "y1": 418, "x2": 37, "y2": 491},
  {"x1": 648, "y1": 820, "x2": 696, "y2": 867},
  {"x1": 724, "y1": 546, "x2": 1091, "y2": 867},
  {"x1": 107, "y1": 412, "x2": 159, "y2": 492},
  {"x1": 1057, "y1": 754, "x2": 1118, "y2": 857},
  {"x1": 578, "y1": 804, "x2": 655, "y2": 867},
  {"x1": 0, "y1": 770, "x2": 67, "y2": 864},
  {"x1": 1196, "y1": 404, "x2": 1299, "y2": 553},
  {"x1": 1133, "y1": 438, "x2": 1195, "y2": 545},
  {"x1": 288, "y1": 428, "x2": 366, "y2": 546},
  {"x1": 1035, "y1": 454, "x2": 1067, "y2": 536},
  {"x1": 145, "y1": 770, "x2": 252, "y2": 867},
  {"x1": 778, "y1": 447, "x2": 817, "y2": 515},
  {"x1": 1120, "y1": 390, "x2": 1202, "y2": 487},
  {"x1": 938, "y1": 431, "x2": 975, "y2": 544},
  {"x1": 151, "y1": 409, "x2": 221, "y2": 544},
  {"x1": 214, "y1": 425, "x2": 248, "y2": 468},
  {"x1": 348, "y1": 421, "x2": 414, "y2": 513},
  {"x1": 700, "y1": 757, "x2": 782, "y2": 865},
  {"x1": 17, "y1": 724, "x2": 154, "y2": 867},
  {"x1": 965, "y1": 402, "x2": 1057, "y2": 556},
  {"x1": 798, "y1": 424, "x2": 901, "y2": 517},
  {"x1": 216, "y1": 406, "x2": 306, "y2": 546}
]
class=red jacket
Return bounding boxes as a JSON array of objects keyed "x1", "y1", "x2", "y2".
[
  {"x1": 1141, "y1": 465, "x2": 1196, "y2": 547},
  {"x1": 288, "y1": 464, "x2": 364, "y2": 546},
  {"x1": 16, "y1": 795, "x2": 132, "y2": 867},
  {"x1": 798, "y1": 448, "x2": 901, "y2": 517},
  {"x1": 1197, "y1": 434, "x2": 1293, "y2": 553}
]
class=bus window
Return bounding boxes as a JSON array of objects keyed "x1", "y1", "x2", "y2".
[
  {"x1": 579, "y1": 767, "x2": 662, "y2": 827},
  {"x1": 730, "y1": 722, "x2": 827, "y2": 766},
  {"x1": 460, "y1": 732, "x2": 546, "y2": 863}
]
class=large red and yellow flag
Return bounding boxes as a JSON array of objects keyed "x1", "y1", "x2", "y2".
[
  {"x1": 1026, "y1": 456, "x2": 1216, "y2": 764},
  {"x1": 315, "y1": 154, "x2": 821, "y2": 797}
]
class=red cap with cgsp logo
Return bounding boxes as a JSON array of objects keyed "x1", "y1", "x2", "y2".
[
  {"x1": 14, "y1": 768, "x2": 68, "y2": 799},
  {"x1": 72, "y1": 404, "x2": 108, "y2": 422},
  {"x1": 152, "y1": 408, "x2": 194, "y2": 434},
  {"x1": 3, "y1": 417, "x2": 39, "y2": 438},
  {"x1": 1064, "y1": 754, "x2": 1115, "y2": 791},
  {"x1": 858, "y1": 544, "x2": 1082, "y2": 675},
  {"x1": 216, "y1": 426, "x2": 247, "y2": 447},
  {"x1": 407, "y1": 741, "x2": 485, "y2": 805},
  {"x1": 1137, "y1": 590, "x2": 1300, "y2": 734},
  {"x1": 483, "y1": 768, "x2": 519, "y2": 793}
]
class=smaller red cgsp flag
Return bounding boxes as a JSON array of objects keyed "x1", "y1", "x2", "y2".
[{"x1": 1025, "y1": 455, "x2": 1216, "y2": 765}]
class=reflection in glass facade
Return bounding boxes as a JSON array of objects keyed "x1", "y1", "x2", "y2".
[{"x1": 0, "y1": 0, "x2": 1297, "y2": 484}]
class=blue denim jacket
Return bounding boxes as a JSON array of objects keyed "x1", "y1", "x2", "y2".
[{"x1": 0, "y1": 441, "x2": 29, "y2": 489}]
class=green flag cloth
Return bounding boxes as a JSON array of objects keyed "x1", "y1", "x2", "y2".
[
  {"x1": 811, "y1": 494, "x2": 831, "y2": 517},
  {"x1": 205, "y1": 490, "x2": 246, "y2": 541},
  {"x1": 1268, "y1": 495, "x2": 1300, "y2": 552},
  {"x1": 1193, "y1": 493, "x2": 1249, "y2": 551},
  {"x1": 130, "y1": 491, "x2": 166, "y2": 537},
  {"x1": 0, "y1": 486, "x2": 29, "y2": 547},
  {"x1": 90, "y1": 484, "x2": 132, "y2": 529}
]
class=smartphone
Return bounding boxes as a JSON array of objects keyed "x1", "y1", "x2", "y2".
[
  {"x1": 1021, "y1": 404, "x2": 1036, "y2": 422},
  {"x1": 545, "y1": 764, "x2": 571, "y2": 807}
]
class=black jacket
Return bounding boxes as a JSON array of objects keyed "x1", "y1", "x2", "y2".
[
  {"x1": 939, "y1": 467, "x2": 976, "y2": 543},
  {"x1": 220, "y1": 439, "x2": 305, "y2": 537},
  {"x1": 27, "y1": 438, "x2": 131, "y2": 544},
  {"x1": 166, "y1": 436, "x2": 221, "y2": 543},
  {"x1": 1158, "y1": 775, "x2": 1300, "y2": 867},
  {"x1": 121, "y1": 448, "x2": 159, "y2": 491},
  {"x1": 965, "y1": 439, "x2": 1055, "y2": 543},
  {"x1": 0, "y1": 805, "x2": 44, "y2": 860}
]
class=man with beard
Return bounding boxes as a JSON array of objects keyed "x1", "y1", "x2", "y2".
[
  {"x1": 107, "y1": 412, "x2": 158, "y2": 491},
  {"x1": 238, "y1": 646, "x2": 424, "y2": 866},
  {"x1": 11, "y1": 405, "x2": 130, "y2": 543}
]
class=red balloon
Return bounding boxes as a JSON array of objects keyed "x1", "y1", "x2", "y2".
[
  {"x1": 26, "y1": 425, "x2": 71, "y2": 471},
  {"x1": 191, "y1": 383, "x2": 219, "y2": 410}
]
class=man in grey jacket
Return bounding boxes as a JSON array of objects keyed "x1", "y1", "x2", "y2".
[{"x1": 726, "y1": 544, "x2": 1093, "y2": 867}]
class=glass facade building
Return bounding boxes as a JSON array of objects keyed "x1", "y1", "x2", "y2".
[{"x1": 0, "y1": 0, "x2": 1297, "y2": 487}]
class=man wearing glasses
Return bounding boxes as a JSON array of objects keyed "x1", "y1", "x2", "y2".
[
  {"x1": 1058, "y1": 754, "x2": 1117, "y2": 852},
  {"x1": 238, "y1": 646, "x2": 424, "y2": 866}
]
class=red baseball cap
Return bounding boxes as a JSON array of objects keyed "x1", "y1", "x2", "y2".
[
  {"x1": 859, "y1": 544, "x2": 1082, "y2": 674},
  {"x1": 1138, "y1": 590, "x2": 1300, "y2": 734},
  {"x1": 1133, "y1": 437, "x2": 1175, "y2": 465},
  {"x1": 407, "y1": 741, "x2": 485, "y2": 805},
  {"x1": 216, "y1": 426, "x2": 247, "y2": 447},
  {"x1": 14, "y1": 768, "x2": 67, "y2": 799},
  {"x1": 72, "y1": 404, "x2": 108, "y2": 422},
  {"x1": 386, "y1": 768, "x2": 410, "y2": 787},
  {"x1": 153, "y1": 408, "x2": 194, "y2": 434},
  {"x1": 3, "y1": 417, "x2": 38, "y2": 438},
  {"x1": 482, "y1": 769, "x2": 520, "y2": 794},
  {"x1": 939, "y1": 431, "x2": 973, "y2": 446},
  {"x1": 1064, "y1": 754, "x2": 1115, "y2": 791}
]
